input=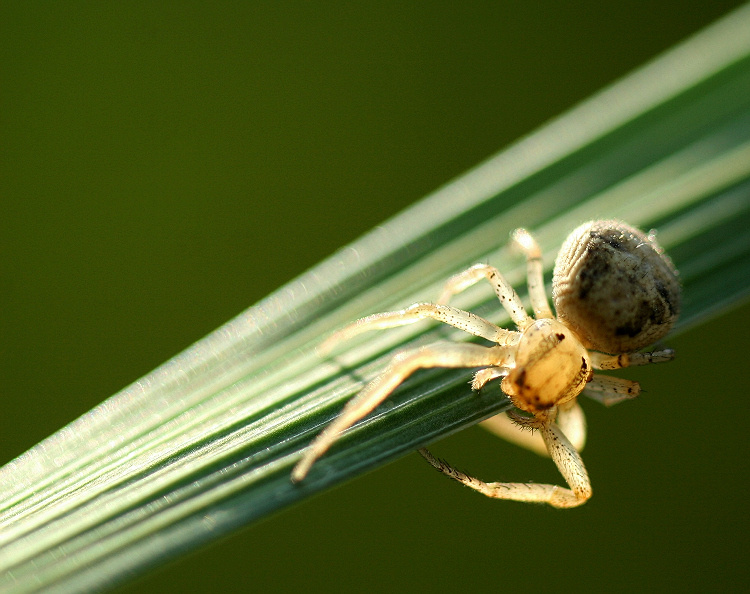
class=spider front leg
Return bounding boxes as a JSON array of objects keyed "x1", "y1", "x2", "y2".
[
  {"x1": 319, "y1": 303, "x2": 518, "y2": 355},
  {"x1": 420, "y1": 412, "x2": 591, "y2": 509},
  {"x1": 292, "y1": 342, "x2": 515, "y2": 482}
]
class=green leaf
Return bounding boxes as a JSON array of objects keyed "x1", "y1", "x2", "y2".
[{"x1": 2, "y1": 6, "x2": 750, "y2": 592}]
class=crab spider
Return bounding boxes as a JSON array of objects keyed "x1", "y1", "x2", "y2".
[{"x1": 292, "y1": 221, "x2": 681, "y2": 509}]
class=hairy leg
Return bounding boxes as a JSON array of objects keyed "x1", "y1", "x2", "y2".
[{"x1": 293, "y1": 342, "x2": 514, "y2": 481}]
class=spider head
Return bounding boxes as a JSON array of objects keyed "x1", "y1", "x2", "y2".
[{"x1": 501, "y1": 319, "x2": 592, "y2": 415}]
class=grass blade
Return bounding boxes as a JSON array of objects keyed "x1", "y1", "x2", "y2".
[{"x1": 2, "y1": 5, "x2": 750, "y2": 592}]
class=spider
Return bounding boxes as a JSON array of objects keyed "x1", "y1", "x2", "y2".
[{"x1": 291, "y1": 220, "x2": 681, "y2": 508}]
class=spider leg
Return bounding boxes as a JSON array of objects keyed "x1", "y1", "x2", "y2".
[
  {"x1": 292, "y1": 342, "x2": 514, "y2": 482},
  {"x1": 584, "y1": 375, "x2": 641, "y2": 406},
  {"x1": 480, "y1": 399, "x2": 586, "y2": 457},
  {"x1": 471, "y1": 366, "x2": 507, "y2": 391},
  {"x1": 437, "y1": 264, "x2": 532, "y2": 329},
  {"x1": 590, "y1": 349, "x2": 675, "y2": 370},
  {"x1": 512, "y1": 228, "x2": 554, "y2": 320},
  {"x1": 556, "y1": 400, "x2": 587, "y2": 452},
  {"x1": 587, "y1": 349, "x2": 675, "y2": 405},
  {"x1": 319, "y1": 303, "x2": 519, "y2": 355},
  {"x1": 419, "y1": 417, "x2": 591, "y2": 508}
]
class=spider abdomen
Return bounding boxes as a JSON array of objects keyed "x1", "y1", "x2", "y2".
[{"x1": 552, "y1": 220, "x2": 681, "y2": 354}]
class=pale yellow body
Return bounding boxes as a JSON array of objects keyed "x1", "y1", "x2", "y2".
[{"x1": 292, "y1": 221, "x2": 680, "y2": 508}]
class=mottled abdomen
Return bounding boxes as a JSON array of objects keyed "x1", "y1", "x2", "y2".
[{"x1": 552, "y1": 220, "x2": 681, "y2": 354}]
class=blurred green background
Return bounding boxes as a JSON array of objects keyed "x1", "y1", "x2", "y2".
[{"x1": 2, "y1": 2, "x2": 748, "y2": 592}]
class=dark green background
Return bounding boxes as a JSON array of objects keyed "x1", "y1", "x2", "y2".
[{"x1": 2, "y1": 3, "x2": 747, "y2": 592}]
